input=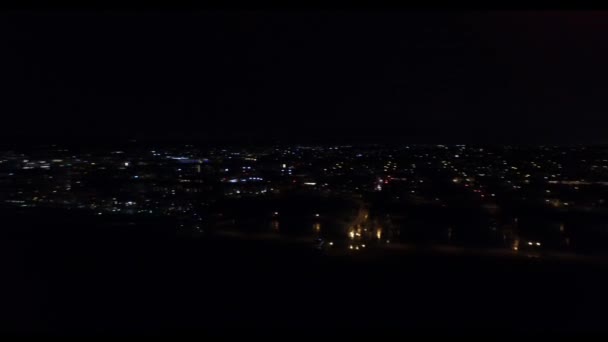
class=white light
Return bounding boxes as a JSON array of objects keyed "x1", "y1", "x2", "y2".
[
  {"x1": 124, "y1": 162, "x2": 130, "y2": 167},
  {"x1": 361, "y1": 244, "x2": 366, "y2": 248},
  {"x1": 536, "y1": 242, "x2": 541, "y2": 246},
  {"x1": 282, "y1": 164, "x2": 286, "y2": 169},
  {"x1": 329, "y1": 242, "x2": 334, "y2": 246},
  {"x1": 528, "y1": 242, "x2": 533, "y2": 245},
  {"x1": 304, "y1": 182, "x2": 317, "y2": 186},
  {"x1": 315, "y1": 213, "x2": 320, "y2": 217},
  {"x1": 349, "y1": 245, "x2": 353, "y2": 250}
]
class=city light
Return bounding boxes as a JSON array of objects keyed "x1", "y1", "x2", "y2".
[{"x1": 3, "y1": 144, "x2": 606, "y2": 262}]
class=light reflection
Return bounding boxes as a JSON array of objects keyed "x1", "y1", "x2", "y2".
[
  {"x1": 313, "y1": 222, "x2": 321, "y2": 233},
  {"x1": 513, "y1": 238, "x2": 520, "y2": 251},
  {"x1": 271, "y1": 219, "x2": 279, "y2": 232}
]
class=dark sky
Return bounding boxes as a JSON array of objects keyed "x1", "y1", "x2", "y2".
[{"x1": 2, "y1": 11, "x2": 608, "y2": 144}]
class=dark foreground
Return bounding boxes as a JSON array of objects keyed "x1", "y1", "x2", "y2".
[{"x1": 2, "y1": 209, "x2": 608, "y2": 336}]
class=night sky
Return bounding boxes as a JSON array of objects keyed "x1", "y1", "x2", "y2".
[{"x1": 2, "y1": 11, "x2": 608, "y2": 145}]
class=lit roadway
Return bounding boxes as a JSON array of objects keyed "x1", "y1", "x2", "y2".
[{"x1": 210, "y1": 228, "x2": 607, "y2": 265}]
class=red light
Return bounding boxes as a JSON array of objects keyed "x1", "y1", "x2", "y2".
[{"x1": 384, "y1": 180, "x2": 389, "y2": 184}]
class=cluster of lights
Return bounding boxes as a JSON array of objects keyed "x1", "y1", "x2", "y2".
[{"x1": 348, "y1": 244, "x2": 366, "y2": 250}]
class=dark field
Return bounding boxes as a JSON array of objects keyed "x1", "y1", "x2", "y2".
[{"x1": 2, "y1": 207, "x2": 608, "y2": 335}]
